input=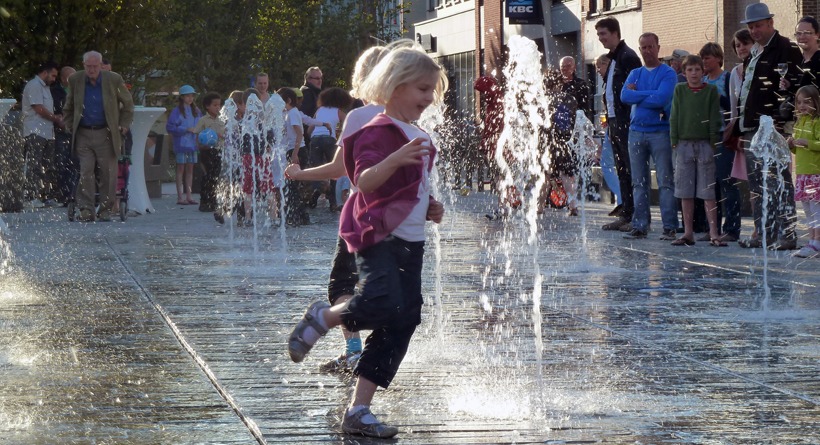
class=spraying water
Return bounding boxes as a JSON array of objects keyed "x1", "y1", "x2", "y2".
[
  {"x1": 568, "y1": 110, "x2": 598, "y2": 248},
  {"x1": 746, "y1": 115, "x2": 792, "y2": 312},
  {"x1": 494, "y1": 35, "x2": 552, "y2": 376}
]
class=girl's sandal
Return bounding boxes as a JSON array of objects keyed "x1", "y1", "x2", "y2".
[
  {"x1": 710, "y1": 238, "x2": 728, "y2": 247},
  {"x1": 288, "y1": 301, "x2": 330, "y2": 363}
]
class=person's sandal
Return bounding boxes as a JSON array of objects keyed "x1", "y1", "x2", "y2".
[
  {"x1": 288, "y1": 301, "x2": 329, "y2": 362},
  {"x1": 710, "y1": 238, "x2": 728, "y2": 247},
  {"x1": 671, "y1": 237, "x2": 695, "y2": 246}
]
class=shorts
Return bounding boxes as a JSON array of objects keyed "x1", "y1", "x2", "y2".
[
  {"x1": 242, "y1": 153, "x2": 275, "y2": 195},
  {"x1": 335, "y1": 176, "x2": 351, "y2": 205},
  {"x1": 175, "y1": 150, "x2": 198, "y2": 164},
  {"x1": 802, "y1": 201, "x2": 820, "y2": 228},
  {"x1": 674, "y1": 139, "x2": 716, "y2": 200}
]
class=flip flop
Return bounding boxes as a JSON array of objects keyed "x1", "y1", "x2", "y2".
[
  {"x1": 671, "y1": 237, "x2": 695, "y2": 246},
  {"x1": 710, "y1": 238, "x2": 728, "y2": 247},
  {"x1": 187, "y1": 199, "x2": 199, "y2": 205}
]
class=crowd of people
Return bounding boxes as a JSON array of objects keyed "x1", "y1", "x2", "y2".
[
  {"x1": 4, "y1": 2, "x2": 820, "y2": 438},
  {"x1": 478, "y1": 4, "x2": 819, "y2": 257}
]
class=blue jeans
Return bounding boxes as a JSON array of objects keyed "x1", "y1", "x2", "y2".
[
  {"x1": 628, "y1": 129, "x2": 678, "y2": 232},
  {"x1": 601, "y1": 132, "x2": 621, "y2": 204}
]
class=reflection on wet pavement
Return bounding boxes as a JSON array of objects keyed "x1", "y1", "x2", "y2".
[{"x1": 0, "y1": 192, "x2": 818, "y2": 444}]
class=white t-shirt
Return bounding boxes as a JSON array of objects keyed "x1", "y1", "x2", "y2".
[
  {"x1": 605, "y1": 60, "x2": 616, "y2": 118},
  {"x1": 388, "y1": 116, "x2": 431, "y2": 242},
  {"x1": 22, "y1": 76, "x2": 54, "y2": 139},
  {"x1": 341, "y1": 104, "x2": 384, "y2": 140},
  {"x1": 311, "y1": 107, "x2": 340, "y2": 138},
  {"x1": 285, "y1": 107, "x2": 304, "y2": 149}
]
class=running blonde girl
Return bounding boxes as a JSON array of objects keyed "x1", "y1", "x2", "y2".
[{"x1": 286, "y1": 47, "x2": 447, "y2": 438}]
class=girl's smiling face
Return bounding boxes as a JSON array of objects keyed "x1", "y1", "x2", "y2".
[
  {"x1": 182, "y1": 94, "x2": 195, "y2": 105},
  {"x1": 795, "y1": 93, "x2": 817, "y2": 116},
  {"x1": 387, "y1": 71, "x2": 439, "y2": 123}
]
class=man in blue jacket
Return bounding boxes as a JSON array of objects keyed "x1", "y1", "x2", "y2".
[{"x1": 620, "y1": 33, "x2": 679, "y2": 240}]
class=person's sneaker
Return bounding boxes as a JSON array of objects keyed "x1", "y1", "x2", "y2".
[
  {"x1": 25, "y1": 199, "x2": 45, "y2": 209},
  {"x1": 342, "y1": 407, "x2": 399, "y2": 438},
  {"x1": 618, "y1": 222, "x2": 634, "y2": 232},
  {"x1": 97, "y1": 211, "x2": 112, "y2": 222},
  {"x1": 318, "y1": 351, "x2": 361, "y2": 373},
  {"x1": 623, "y1": 228, "x2": 647, "y2": 239},
  {"x1": 214, "y1": 212, "x2": 225, "y2": 224},
  {"x1": 659, "y1": 229, "x2": 677, "y2": 241},
  {"x1": 793, "y1": 245, "x2": 820, "y2": 258},
  {"x1": 607, "y1": 204, "x2": 623, "y2": 217},
  {"x1": 77, "y1": 210, "x2": 95, "y2": 222},
  {"x1": 602, "y1": 218, "x2": 629, "y2": 231},
  {"x1": 485, "y1": 209, "x2": 505, "y2": 221}
]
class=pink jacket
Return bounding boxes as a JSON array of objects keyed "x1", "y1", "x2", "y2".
[{"x1": 339, "y1": 114, "x2": 437, "y2": 252}]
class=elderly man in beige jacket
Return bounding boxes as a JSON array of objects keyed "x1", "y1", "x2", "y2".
[{"x1": 63, "y1": 50, "x2": 134, "y2": 222}]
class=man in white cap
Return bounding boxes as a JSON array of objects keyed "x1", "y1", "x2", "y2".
[{"x1": 735, "y1": 2, "x2": 802, "y2": 250}]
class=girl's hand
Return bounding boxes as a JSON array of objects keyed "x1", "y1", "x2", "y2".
[
  {"x1": 794, "y1": 138, "x2": 809, "y2": 147},
  {"x1": 187, "y1": 127, "x2": 196, "y2": 133},
  {"x1": 426, "y1": 199, "x2": 444, "y2": 223},
  {"x1": 284, "y1": 163, "x2": 302, "y2": 180},
  {"x1": 388, "y1": 138, "x2": 430, "y2": 167},
  {"x1": 780, "y1": 78, "x2": 791, "y2": 90},
  {"x1": 787, "y1": 137, "x2": 795, "y2": 148}
]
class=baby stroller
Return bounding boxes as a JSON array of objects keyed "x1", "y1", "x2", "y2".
[{"x1": 67, "y1": 131, "x2": 132, "y2": 222}]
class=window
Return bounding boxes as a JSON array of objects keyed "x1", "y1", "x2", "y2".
[{"x1": 590, "y1": 0, "x2": 636, "y2": 13}]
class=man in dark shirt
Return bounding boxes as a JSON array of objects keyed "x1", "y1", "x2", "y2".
[
  {"x1": 596, "y1": 17, "x2": 643, "y2": 230},
  {"x1": 51, "y1": 65, "x2": 75, "y2": 205},
  {"x1": 559, "y1": 56, "x2": 591, "y2": 121},
  {"x1": 736, "y1": 3, "x2": 802, "y2": 250}
]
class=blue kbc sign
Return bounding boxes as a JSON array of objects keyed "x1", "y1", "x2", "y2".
[{"x1": 506, "y1": 0, "x2": 544, "y2": 25}]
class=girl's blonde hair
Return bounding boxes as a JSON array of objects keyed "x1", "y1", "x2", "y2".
[
  {"x1": 350, "y1": 46, "x2": 385, "y2": 99},
  {"x1": 796, "y1": 85, "x2": 820, "y2": 118},
  {"x1": 358, "y1": 47, "x2": 448, "y2": 106}
]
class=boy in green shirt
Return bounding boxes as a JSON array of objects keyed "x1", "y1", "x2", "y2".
[{"x1": 670, "y1": 55, "x2": 723, "y2": 246}]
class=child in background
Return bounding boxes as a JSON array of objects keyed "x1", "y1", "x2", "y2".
[
  {"x1": 166, "y1": 84, "x2": 202, "y2": 205},
  {"x1": 240, "y1": 88, "x2": 276, "y2": 226},
  {"x1": 287, "y1": 47, "x2": 447, "y2": 438},
  {"x1": 669, "y1": 55, "x2": 723, "y2": 246},
  {"x1": 277, "y1": 87, "x2": 310, "y2": 226},
  {"x1": 788, "y1": 85, "x2": 820, "y2": 258},
  {"x1": 215, "y1": 90, "x2": 246, "y2": 225},
  {"x1": 192, "y1": 92, "x2": 225, "y2": 214},
  {"x1": 307, "y1": 87, "x2": 353, "y2": 211}
]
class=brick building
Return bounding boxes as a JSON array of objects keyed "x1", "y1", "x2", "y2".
[{"x1": 408, "y1": 0, "x2": 818, "y2": 120}]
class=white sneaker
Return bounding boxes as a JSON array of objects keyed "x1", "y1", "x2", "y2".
[
  {"x1": 792, "y1": 245, "x2": 820, "y2": 258},
  {"x1": 25, "y1": 199, "x2": 44, "y2": 209}
]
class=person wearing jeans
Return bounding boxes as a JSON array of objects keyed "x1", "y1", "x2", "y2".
[
  {"x1": 619, "y1": 32, "x2": 679, "y2": 239},
  {"x1": 628, "y1": 130, "x2": 678, "y2": 238}
]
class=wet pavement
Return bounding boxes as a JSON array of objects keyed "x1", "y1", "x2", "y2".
[{"x1": 0, "y1": 189, "x2": 818, "y2": 444}]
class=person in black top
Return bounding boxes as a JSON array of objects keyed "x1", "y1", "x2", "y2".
[
  {"x1": 51, "y1": 66, "x2": 75, "y2": 205},
  {"x1": 596, "y1": 17, "x2": 642, "y2": 230}
]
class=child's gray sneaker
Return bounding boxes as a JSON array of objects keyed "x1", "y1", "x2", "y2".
[{"x1": 342, "y1": 407, "x2": 398, "y2": 438}]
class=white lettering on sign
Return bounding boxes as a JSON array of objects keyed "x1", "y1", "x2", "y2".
[{"x1": 509, "y1": 6, "x2": 534, "y2": 13}]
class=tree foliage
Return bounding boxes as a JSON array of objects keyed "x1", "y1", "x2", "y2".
[{"x1": 0, "y1": 0, "x2": 407, "y2": 102}]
